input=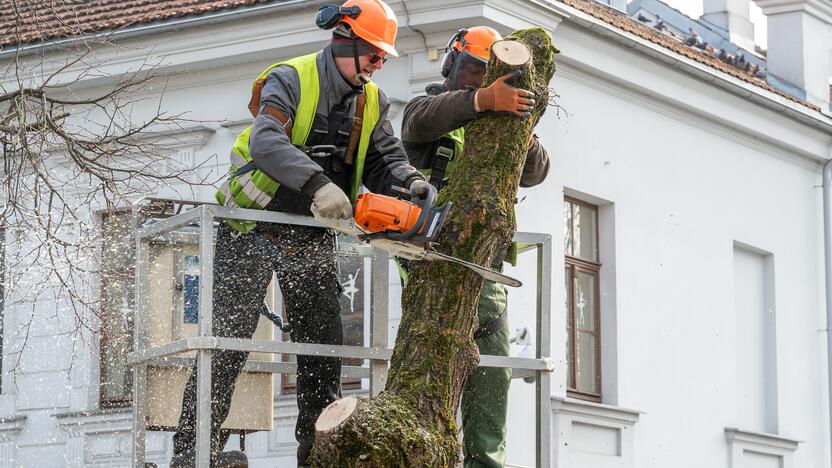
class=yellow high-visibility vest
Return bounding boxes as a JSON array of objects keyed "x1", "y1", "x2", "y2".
[{"x1": 216, "y1": 52, "x2": 380, "y2": 233}]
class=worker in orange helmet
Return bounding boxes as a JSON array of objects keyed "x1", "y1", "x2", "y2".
[
  {"x1": 171, "y1": 1, "x2": 428, "y2": 467},
  {"x1": 401, "y1": 26, "x2": 550, "y2": 468}
]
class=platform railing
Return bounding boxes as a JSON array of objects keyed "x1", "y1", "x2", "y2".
[{"x1": 128, "y1": 202, "x2": 553, "y2": 468}]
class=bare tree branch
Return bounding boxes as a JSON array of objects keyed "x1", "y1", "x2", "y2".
[{"x1": 0, "y1": 0, "x2": 218, "y2": 385}]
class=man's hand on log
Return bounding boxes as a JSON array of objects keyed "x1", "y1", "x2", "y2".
[{"x1": 474, "y1": 70, "x2": 536, "y2": 117}]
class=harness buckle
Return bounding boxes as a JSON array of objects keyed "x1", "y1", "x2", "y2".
[
  {"x1": 435, "y1": 145, "x2": 454, "y2": 161},
  {"x1": 302, "y1": 145, "x2": 338, "y2": 158},
  {"x1": 428, "y1": 137, "x2": 456, "y2": 190}
]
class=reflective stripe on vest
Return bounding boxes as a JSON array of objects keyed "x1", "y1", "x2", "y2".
[{"x1": 215, "y1": 52, "x2": 381, "y2": 233}]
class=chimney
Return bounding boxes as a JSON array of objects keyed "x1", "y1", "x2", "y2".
[
  {"x1": 702, "y1": 0, "x2": 757, "y2": 50},
  {"x1": 754, "y1": 0, "x2": 832, "y2": 110}
]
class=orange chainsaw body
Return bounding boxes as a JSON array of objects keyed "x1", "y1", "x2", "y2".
[{"x1": 354, "y1": 193, "x2": 422, "y2": 234}]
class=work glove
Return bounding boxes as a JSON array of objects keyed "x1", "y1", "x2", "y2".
[
  {"x1": 475, "y1": 70, "x2": 536, "y2": 117},
  {"x1": 409, "y1": 178, "x2": 431, "y2": 199},
  {"x1": 312, "y1": 182, "x2": 353, "y2": 219}
]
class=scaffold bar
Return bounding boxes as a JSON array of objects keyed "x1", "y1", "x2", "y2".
[
  {"x1": 129, "y1": 199, "x2": 554, "y2": 468},
  {"x1": 137, "y1": 205, "x2": 203, "y2": 240},
  {"x1": 128, "y1": 339, "x2": 554, "y2": 372},
  {"x1": 208, "y1": 205, "x2": 323, "y2": 228}
]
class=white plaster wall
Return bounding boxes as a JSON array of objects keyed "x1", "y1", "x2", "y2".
[
  {"x1": 502, "y1": 19, "x2": 829, "y2": 467},
  {"x1": 0, "y1": 3, "x2": 829, "y2": 468}
]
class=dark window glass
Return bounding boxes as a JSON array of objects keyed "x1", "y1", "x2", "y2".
[
  {"x1": 100, "y1": 212, "x2": 135, "y2": 406},
  {"x1": 564, "y1": 198, "x2": 601, "y2": 401}
]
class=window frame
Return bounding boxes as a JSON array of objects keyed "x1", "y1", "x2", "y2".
[
  {"x1": 564, "y1": 197, "x2": 602, "y2": 402},
  {"x1": 98, "y1": 210, "x2": 135, "y2": 409},
  {"x1": 98, "y1": 200, "x2": 208, "y2": 409}
]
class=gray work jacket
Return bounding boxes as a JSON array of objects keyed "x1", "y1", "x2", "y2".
[
  {"x1": 248, "y1": 45, "x2": 423, "y2": 208},
  {"x1": 401, "y1": 82, "x2": 550, "y2": 188}
]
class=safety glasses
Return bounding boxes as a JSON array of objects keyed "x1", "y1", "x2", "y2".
[{"x1": 369, "y1": 53, "x2": 388, "y2": 65}]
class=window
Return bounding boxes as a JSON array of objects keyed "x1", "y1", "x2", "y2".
[
  {"x1": 99, "y1": 200, "x2": 205, "y2": 407},
  {"x1": 564, "y1": 198, "x2": 601, "y2": 401},
  {"x1": 732, "y1": 243, "x2": 778, "y2": 434},
  {"x1": 99, "y1": 211, "x2": 135, "y2": 406}
]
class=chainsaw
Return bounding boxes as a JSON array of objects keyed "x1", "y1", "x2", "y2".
[{"x1": 312, "y1": 184, "x2": 522, "y2": 287}]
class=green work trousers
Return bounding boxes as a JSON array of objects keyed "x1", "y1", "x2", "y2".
[{"x1": 461, "y1": 280, "x2": 512, "y2": 468}]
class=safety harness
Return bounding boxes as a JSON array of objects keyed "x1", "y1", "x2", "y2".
[
  {"x1": 232, "y1": 93, "x2": 367, "y2": 178},
  {"x1": 216, "y1": 53, "x2": 380, "y2": 233},
  {"x1": 473, "y1": 306, "x2": 508, "y2": 340},
  {"x1": 427, "y1": 136, "x2": 456, "y2": 190}
]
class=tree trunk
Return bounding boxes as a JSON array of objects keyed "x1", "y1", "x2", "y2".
[{"x1": 310, "y1": 28, "x2": 558, "y2": 467}]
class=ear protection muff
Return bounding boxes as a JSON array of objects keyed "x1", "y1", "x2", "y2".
[
  {"x1": 316, "y1": 4, "x2": 362, "y2": 30},
  {"x1": 440, "y1": 28, "x2": 468, "y2": 78}
]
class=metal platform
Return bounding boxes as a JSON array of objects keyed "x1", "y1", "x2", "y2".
[{"x1": 128, "y1": 201, "x2": 553, "y2": 468}]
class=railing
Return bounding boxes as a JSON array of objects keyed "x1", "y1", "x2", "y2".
[{"x1": 128, "y1": 201, "x2": 553, "y2": 468}]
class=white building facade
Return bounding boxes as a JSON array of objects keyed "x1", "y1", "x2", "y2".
[{"x1": 0, "y1": 0, "x2": 831, "y2": 467}]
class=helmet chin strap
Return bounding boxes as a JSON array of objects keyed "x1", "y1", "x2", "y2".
[{"x1": 352, "y1": 36, "x2": 370, "y2": 85}]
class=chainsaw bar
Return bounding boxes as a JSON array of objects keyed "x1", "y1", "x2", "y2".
[
  {"x1": 311, "y1": 188, "x2": 523, "y2": 288},
  {"x1": 312, "y1": 215, "x2": 523, "y2": 287},
  {"x1": 367, "y1": 238, "x2": 522, "y2": 287},
  {"x1": 421, "y1": 250, "x2": 523, "y2": 287}
]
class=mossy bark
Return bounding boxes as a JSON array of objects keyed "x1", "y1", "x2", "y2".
[{"x1": 310, "y1": 28, "x2": 558, "y2": 467}]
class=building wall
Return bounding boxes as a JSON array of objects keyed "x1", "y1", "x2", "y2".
[
  {"x1": 0, "y1": 1, "x2": 830, "y2": 467},
  {"x1": 503, "y1": 17, "x2": 828, "y2": 467}
]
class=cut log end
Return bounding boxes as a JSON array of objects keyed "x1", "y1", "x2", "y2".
[
  {"x1": 315, "y1": 396, "x2": 358, "y2": 434},
  {"x1": 491, "y1": 40, "x2": 531, "y2": 67}
]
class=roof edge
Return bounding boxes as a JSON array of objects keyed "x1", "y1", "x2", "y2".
[
  {"x1": 0, "y1": 0, "x2": 328, "y2": 61},
  {"x1": 552, "y1": 0, "x2": 832, "y2": 134}
]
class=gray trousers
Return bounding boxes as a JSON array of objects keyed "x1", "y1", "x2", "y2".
[{"x1": 172, "y1": 222, "x2": 343, "y2": 465}]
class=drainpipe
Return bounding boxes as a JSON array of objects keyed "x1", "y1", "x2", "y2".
[{"x1": 824, "y1": 157, "x2": 832, "y2": 462}]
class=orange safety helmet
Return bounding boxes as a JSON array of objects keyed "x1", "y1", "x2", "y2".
[
  {"x1": 452, "y1": 26, "x2": 502, "y2": 62},
  {"x1": 338, "y1": 0, "x2": 399, "y2": 57},
  {"x1": 440, "y1": 26, "x2": 502, "y2": 77}
]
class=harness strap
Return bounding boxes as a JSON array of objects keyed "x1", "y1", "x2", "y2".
[
  {"x1": 260, "y1": 303, "x2": 292, "y2": 334},
  {"x1": 237, "y1": 92, "x2": 365, "y2": 180},
  {"x1": 473, "y1": 307, "x2": 508, "y2": 340},
  {"x1": 248, "y1": 75, "x2": 300, "y2": 131},
  {"x1": 428, "y1": 135, "x2": 456, "y2": 190},
  {"x1": 248, "y1": 78, "x2": 266, "y2": 117},
  {"x1": 260, "y1": 105, "x2": 294, "y2": 137},
  {"x1": 344, "y1": 93, "x2": 366, "y2": 165},
  {"x1": 231, "y1": 160, "x2": 258, "y2": 178},
  {"x1": 228, "y1": 105, "x2": 295, "y2": 180}
]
